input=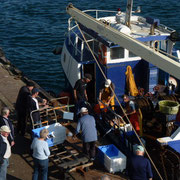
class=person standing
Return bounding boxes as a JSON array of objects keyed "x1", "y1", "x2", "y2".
[
  {"x1": 27, "y1": 88, "x2": 48, "y2": 128},
  {"x1": 74, "y1": 107, "x2": 97, "y2": 161},
  {"x1": 31, "y1": 128, "x2": 50, "y2": 180},
  {"x1": 0, "y1": 126, "x2": 11, "y2": 180},
  {"x1": 73, "y1": 74, "x2": 92, "y2": 114},
  {"x1": 15, "y1": 81, "x2": 34, "y2": 136},
  {"x1": 99, "y1": 79, "x2": 115, "y2": 110},
  {"x1": 122, "y1": 94, "x2": 140, "y2": 135},
  {"x1": 0, "y1": 107, "x2": 15, "y2": 147},
  {"x1": 127, "y1": 145, "x2": 153, "y2": 180},
  {"x1": 27, "y1": 88, "x2": 41, "y2": 128}
]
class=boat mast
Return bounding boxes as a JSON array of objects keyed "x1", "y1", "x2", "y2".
[
  {"x1": 125, "y1": 0, "x2": 133, "y2": 27},
  {"x1": 66, "y1": 4, "x2": 180, "y2": 80}
]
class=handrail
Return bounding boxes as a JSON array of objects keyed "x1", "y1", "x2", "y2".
[{"x1": 30, "y1": 107, "x2": 55, "y2": 129}]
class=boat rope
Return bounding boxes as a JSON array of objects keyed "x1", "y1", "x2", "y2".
[{"x1": 75, "y1": 20, "x2": 164, "y2": 180}]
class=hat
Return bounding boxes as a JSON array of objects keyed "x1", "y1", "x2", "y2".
[
  {"x1": 0, "y1": 125, "x2": 11, "y2": 133},
  {"x1": 26, "y1": 81, "x2": 34, "y2": 87},
  {"x1": 32, "y1": 88, "x2": 40, "y2": 95},
  {"x1": 135, "y1": 145, "x2": 144, "y2": 152},
  {"x1": 105, "y1": 79, "x2": 111, "y2": 88},
  {"x1": 84, "y1": 74, "x2": 92, "y2": 81},
  {"x1": 79, "y1": 107, "x2": 88, "y2": 113}
]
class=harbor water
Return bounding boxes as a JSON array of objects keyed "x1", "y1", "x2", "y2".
[{"x1": 0, "y1": 0, "x2": 180, "y2": 94}]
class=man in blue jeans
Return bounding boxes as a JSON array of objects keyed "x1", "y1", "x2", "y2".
[
  {"x1": 31, "y1": 128, "x2": 50, "y2": 180},
  {"x1": 0, "y1": 125, "x2": 11, "y2": 180}
]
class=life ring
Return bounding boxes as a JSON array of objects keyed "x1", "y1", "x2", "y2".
[
  {"x1": 98, "y1": 44, "x2": 107, "y2": 65},
  {"x1": 153, "y1": 40, "x2": 159, "y2": 51}
]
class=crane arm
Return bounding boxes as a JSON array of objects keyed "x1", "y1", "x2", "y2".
[{"x1": 66, "y1": 4, "x2": 180, "y2": 80}]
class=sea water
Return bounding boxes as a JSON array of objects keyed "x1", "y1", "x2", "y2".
[{"x1": 0, "y1": 0, "x2": 180, "y2": 94}]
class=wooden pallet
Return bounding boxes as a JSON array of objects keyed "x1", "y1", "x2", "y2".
[{"x1": 49, "y1": 140, "x2": 93, "y2": 174}]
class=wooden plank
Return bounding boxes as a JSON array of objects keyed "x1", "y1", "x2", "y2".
[
  {"x1": 60, "y1": 153, "x2": 79, "y2": 160},
  {"x1": 68, "y1": 162, "x2": 93, "y2": 172}
]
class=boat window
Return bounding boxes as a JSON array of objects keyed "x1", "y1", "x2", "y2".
[
  {"x1": 129, "y1": 51, "x2": 137, "y2": 57},
  {"x1": 160, "y1": 40, "x2": 167, "y2": 51},
  {"x1": 83, "y1": 33, "x2": 99, "y2": 55},
  {"x1": 110, "y1": 47, "x2": 124, "y2": 59}
]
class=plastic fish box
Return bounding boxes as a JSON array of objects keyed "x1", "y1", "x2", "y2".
[
  {"x1": 32, "y1": 123, "x2": 66, "y2": 147},
  {"x1": 97, "y1": 144, "x2": 126, "y2": 173}
]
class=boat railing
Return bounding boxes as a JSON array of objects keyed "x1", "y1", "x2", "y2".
[
  {"x1": 83, "y1": 9, "x2": 116, "y2": 19},
  {"x1": 157, "y1": 24, "x2": 176, "y2": 34},
  {"x1": 30, "y1": 107, "x2": 57, "y2": 129},
  {"x1": 68, "y1": 17, "x2": 99, "y2": 61},
  {"x1": 67, "y1": 27, "x2": 85, "y2": 61}
]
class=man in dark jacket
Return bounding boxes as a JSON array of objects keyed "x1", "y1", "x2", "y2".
[
  {"x1": 0, "y1": 107, "x2": 15, "y2": 146},
  {"x1": 15, "y1": 81, "x2": 34, "y2": 135},
  {"x1": 0, "y1": 126, "x2": 11, "y2": 180},
  {"x1": 127, "y1": 145, "x2": 153, "y2": 180}
]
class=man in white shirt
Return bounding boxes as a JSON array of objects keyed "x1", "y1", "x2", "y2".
[
  {"x1": 27, "y1": 88, "x2": 48, "y2": 128},
  {"x1": 0, "y1": 125, "x2": 11, "y2": 180}
]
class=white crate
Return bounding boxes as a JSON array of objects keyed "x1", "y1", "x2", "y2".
[
  {"x1": 104, "y1": 151, "x2": 126, "y2": 173},
  {"x1": 98, "y1": 144, "x2": 126, "y2": 173}
]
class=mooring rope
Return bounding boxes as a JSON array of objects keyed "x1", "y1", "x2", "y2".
[{"x1": 75, "y1": 20, "x2": 164, "y2": 180}]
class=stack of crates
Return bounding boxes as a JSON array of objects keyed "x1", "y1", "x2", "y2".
[
  {"x1": 97, "y1": 144, "x2": 126, "y2": 173},
  {"x1": 32, "y1": 123, "x2": 66, "y2": 147}
]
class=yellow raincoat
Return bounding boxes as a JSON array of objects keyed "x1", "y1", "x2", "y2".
[
  {"x1": 125, "y1": 66, "x2": 138, "y2": 96},
  {"x1": 100, "y1": 87, "x2": 115, "y2": 110}
]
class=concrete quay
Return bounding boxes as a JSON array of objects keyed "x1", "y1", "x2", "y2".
[{"x1": 0, "y1": 48, "x2": 126, "y2": 180}]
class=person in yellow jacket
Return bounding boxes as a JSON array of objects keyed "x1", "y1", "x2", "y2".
[{"x1": 99, "y1": 79, "x2": 115, "y2": 111}]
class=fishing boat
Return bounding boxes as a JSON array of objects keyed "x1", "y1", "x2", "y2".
[
  {"x1": 60, "y1": 1, "x2": 180, "y2": 101},
  {"x1": 57, "y1": 1, "x2": 180, "y2": 179}
]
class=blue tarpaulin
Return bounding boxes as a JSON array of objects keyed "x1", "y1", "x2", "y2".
[{"x1": 168, "y1": 140, "x2": 180, "y2": 154}]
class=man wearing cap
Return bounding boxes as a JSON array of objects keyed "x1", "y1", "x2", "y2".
[
  {"x1": 0, "y1": 107, "x2": 15, "y2": 147},
  {"x1": 15, "y1": 81, "x2": 34, "y2": 135},
  {"x1": 0, "y1": 125, "x2": 11, "y2": 180},
  {"x1": 99, "y1": 79, "x2": 115, "y2": 110},
  {"x1": 73, "y1": 74, "x2": 92, "y2": 117},
  {"x1": 74, "y1": 107, "x2": 97, "y2": 161},
  {"x1": 127, "y1": 145, "x2": 153, "y2": 180}
]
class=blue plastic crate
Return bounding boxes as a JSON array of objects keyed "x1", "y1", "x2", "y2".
[
  {"x1": 97, "y1": 144, "x2": 126, "y2": 173},
  {"x1": 32, "y1": 127, "x2": 54, "y2": 147},
  {"x1": 98, "y1": 144, "x2": 119, "y2": 163},
  {"x1": 31, "y1": 123, "x2": 66, "y2": 147}
]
